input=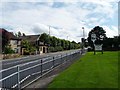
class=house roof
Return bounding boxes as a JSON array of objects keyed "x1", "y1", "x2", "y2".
[
  {"x1": 20, "y1": 35, "x2": 40, "y2": 42},
  {"x1": 0, "y1": 28, "x2": 21, "y2": 40}
]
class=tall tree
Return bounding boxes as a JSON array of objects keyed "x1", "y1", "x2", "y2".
[
  {"x1": 50, "y1": 36, "x2": 57, "y2": 47},
  {"x1": 22, "y1": 33, "x2": 26, "y2": 36},
  {"x1": 21, "y1": 40, "x2": 36, "y2": 54},
  {"x1": 88, "y1": 26, "x2": 107, "y2": 47},
  {"x1": 18, "y1": 31, "x2": 22, "y2": 37},
  {"x1": 39, "y1": 33, "x2": 49, "y2": 45}
]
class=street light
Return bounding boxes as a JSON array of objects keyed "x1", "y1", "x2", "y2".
[
  {"x1": 49, "y1": 26, "x2": 50, "y2": 36},
  {"x1": 67, "y1": 36, "x2": 68, "y2": 40},
  {"x1": 82, "y1": 27, "x2": 85, "y2": 53},
  {"x1": 82, "y1": 27, "x2": 85, "y2": 39}
]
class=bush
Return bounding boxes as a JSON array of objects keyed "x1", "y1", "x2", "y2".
[
  {"x1": 48, "y1": 46, "x2": 63, "y2": 52},
  {"x1": 4, "y1": 47, "x2": 15, "y2": 54},
  {"x1": 48, "y1": 47, "x2": 55, "y2": 52},
  {"x1": 55, "y1": 46, "x2": 63, "y2": 51}
]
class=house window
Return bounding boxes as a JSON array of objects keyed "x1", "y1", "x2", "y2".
[
  {"x1": 14, "y1": 40, "x2": 18, "y2": 45},
  {"x1": 14, "y1": 48, "x2": 18, "y2": 53}
]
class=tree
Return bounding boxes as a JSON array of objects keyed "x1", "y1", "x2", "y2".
[
  {"x1": 57, "y1": 38, "x2": 61, "y2": 46},
  {"x1": 39, "y1": 33, "x2": 50, "y2": 45},
  {"x1": 51, "y1": 36, "x2": 57, "y2": 47},
  {"x1": 22, "y1": 33, "x2": 26, "y2": 36},
  {"x1": 39, "y1": 32, "x2": 81, "y2": 52},
  {"x1": 18, "y1": 31, "x2": 22, "y2": 37},
  {"x1": 61, "y1": 39, "x2": 66, "y2": 49},
  {"x1": 65, "y1": 40, "x2": 69, "y2": 50},
  {"x1": 21, "y1": 40, "x2": 36, "y2": 55},
  {"x1": 15, "y1": 33, "x2": 18, "y2": 37},
  {"x1": 88, "y1": 26, "x2": 107, "y2": 47}
]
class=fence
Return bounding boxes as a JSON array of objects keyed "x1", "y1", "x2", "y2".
[{"x1": 0, "y1": 49, "x2": 85, "y2": 89}]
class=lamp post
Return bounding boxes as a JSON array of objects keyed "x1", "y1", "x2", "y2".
[
  {"x1": 49, "y1": 26, "x2": 50, "y2": 36},
  {"x1": 67, "y1": 36, "x2": 68, "y2": 40},
  {"x1": 82, "y1": 27, "x2": 85, "y2": 53}
]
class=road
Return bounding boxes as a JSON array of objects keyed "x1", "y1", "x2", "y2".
[
  {"x1": 0, "y1": 49, "x2": 82, "y2": 89},
  {"x1": 1, "y1": 49, "x2": 79, "y2": 69}
]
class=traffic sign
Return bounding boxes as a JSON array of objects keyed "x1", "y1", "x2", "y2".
[{"x1": 91, "y1": 34, "x2": 96, "y2": 42}]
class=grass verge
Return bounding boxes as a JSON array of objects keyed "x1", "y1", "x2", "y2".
[{"x1": 48, "y1": 51, "x2": 118, "y2": 88}]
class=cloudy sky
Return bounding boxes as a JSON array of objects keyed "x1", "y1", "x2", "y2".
[{"x1": 0, "y1": 0, "x2": 119, "y2": 42}]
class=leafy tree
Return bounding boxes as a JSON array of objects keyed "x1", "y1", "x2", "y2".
[
  {"x1": 21, "y1": 40, "x2": 36, "y2": 55},
  {"x1": 61, "y1": 39, "x2": 66, "y2": 49},
  {"x1": 40, "y1": 33, "x2": 50, "y2": 45},
  {"x1": 65, "y1": 40, "x2": 69, "y2": 50},
  {"x1": 57, "y1": 38, "x2": 61, "y2": 46},
  {"x1": 22, "y1": 33, "x2": 26, "y2": 36},
  {"x1": 39, "y1": 32, "x2": 81, "y2": 52},
  {"x1": 51, "y1": 36, "x2": 57, "y2": 47},
  {"x1": 18, "y1": 31, "x2": 22, "y2": 37},
  {"x1": 88, "y1": 26, "x2": 106, "y2": 47},
  {"x1": 15, "y1": 33, "x2": 18, "y2": 37}
]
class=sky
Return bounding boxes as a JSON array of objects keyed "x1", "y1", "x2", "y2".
[{"x1": 0, "y1": 0, "x2": 119, "y2": 42}]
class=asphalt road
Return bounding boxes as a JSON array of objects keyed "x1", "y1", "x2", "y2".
[
  {"x1": 0, "y1": 49, "x2": 82, "y2": 89},
  {"x1": 1, "y1": 49, "x2": 79, "y2": 69}
]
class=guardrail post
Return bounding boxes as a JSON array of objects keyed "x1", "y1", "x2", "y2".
[
  {"x1": 17, "y1": 65, "x2": 20, "y2": 90},
  {"x1": 53, "y1": 56, "x2": 55, "y2": 68},
  {"x1": 70, "y1": 52, "x2": 72, "y2": 60},
  {"x1": 66, "y1": 53, "x2": 67, "y2": 62},
  {"x1": 41, "y1": 59, "x2": 43, "y2": 76},
  {"x1": 61, "y1": 55, "x2": 62, "y2": 64},
  {"x1": 72, "y1": 52, "x2": 74, "y2": 59}
]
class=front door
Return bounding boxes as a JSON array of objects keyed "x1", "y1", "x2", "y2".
[{"x1": 43, "y1": 47, "x2": 46, "y2": 53}]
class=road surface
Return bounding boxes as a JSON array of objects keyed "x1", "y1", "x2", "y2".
[{"x1": 0, "y1": 49, "x2": 82, "y2": 89}]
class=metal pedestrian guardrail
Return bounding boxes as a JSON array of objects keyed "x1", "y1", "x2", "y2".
[{"x1": 0, "y1": 49, "x2": 86, "y2": 89}]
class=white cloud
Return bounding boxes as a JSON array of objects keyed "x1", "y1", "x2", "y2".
[
  {"x1": 0, "y1": 1, "x2": 118, "y2": 42},
  {"x1": 8, "y1": 26, "x2": 35, "y2": 35},
  {"x1": 102, "y1": 25, "x2": 118, "y2": 37}
]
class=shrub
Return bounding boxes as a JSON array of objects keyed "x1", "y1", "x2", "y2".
[{"x1": 4, "y1": 46, "x2": 15, "y2": 54}]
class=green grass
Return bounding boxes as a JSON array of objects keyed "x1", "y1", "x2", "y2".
[{"x1": 48, "y1": 51, "x2": 118, "y2": 88}]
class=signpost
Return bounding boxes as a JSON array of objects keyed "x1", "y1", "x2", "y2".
[
  {"x1": 94, "y1": 44, "x2": 102, "y2": 51},
  {"x1": 91, "y1": 34, "x2": 96, "y2": 43},
  {"x1": 91, "y1": 33, "x2": 103, "y2": 55}
]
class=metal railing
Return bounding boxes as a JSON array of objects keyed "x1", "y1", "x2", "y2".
[{"x1": 0, "y1": 49, "x2": 85, "y2": 89}]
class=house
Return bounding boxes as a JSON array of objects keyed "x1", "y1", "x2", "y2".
[
  {"x1": 0, "y1": 28, "x2": 48, "y2": 55},
  {"x1": 0, "y1": 28, "x2": 21, "y2": 54},
  {"x1": 20, "y1": 35, "x2": 48, "y2": 55},
  {"x1": 9, "y1": 37, "x2": 21, "y2": 54}
]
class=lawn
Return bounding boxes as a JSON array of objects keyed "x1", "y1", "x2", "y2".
[{"x1": 48, "y1": 51, "x2": 118, "y2": 88}]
